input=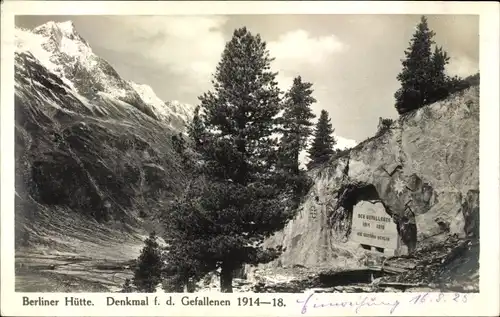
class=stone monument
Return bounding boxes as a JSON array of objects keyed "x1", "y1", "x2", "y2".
[{"x1": 350, "y1": 201, "x2": 401, "y2": 256}]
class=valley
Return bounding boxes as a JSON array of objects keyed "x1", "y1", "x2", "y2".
[{"x1": 13, "y1": 19, "x2": 480, "y2": 294}]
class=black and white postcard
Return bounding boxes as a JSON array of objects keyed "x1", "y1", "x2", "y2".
[{"x1": 1, "y1": 1, "x2": 499, "y2": 316}]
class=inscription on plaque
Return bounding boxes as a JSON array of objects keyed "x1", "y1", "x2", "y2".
[{"x1": 350, "y1": 201, "x2": 399, "y2": 251}]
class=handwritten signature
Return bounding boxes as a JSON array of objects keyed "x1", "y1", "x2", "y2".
[
  {"x1": 297, "y1": 293, "x2": 400, "y2": 315},
  {"x1": 296, "y1": 292, "x2": 470, "y2": 315}
]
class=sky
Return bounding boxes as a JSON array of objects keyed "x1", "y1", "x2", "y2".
[{"x1": 15, "y1": 15, "x2": 479, "y2": 143}]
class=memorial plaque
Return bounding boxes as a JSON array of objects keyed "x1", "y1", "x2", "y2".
[{"x1": 350, "y1": 201, "x2": 399, "y2": 250}]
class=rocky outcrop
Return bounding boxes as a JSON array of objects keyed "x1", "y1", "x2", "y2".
[
  {"x1": 460, "y1": 190, "x2": 479, "y2": 238},
  {"x1": 380, "y1": 235, "x2": 479, "y2": 292},
  {"x1": 264, "y1": 85, "x2": 479, "y2": 268}
]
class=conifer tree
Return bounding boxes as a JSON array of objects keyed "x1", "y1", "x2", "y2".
[
  {"x1": 162, "y1": 27, "x2": 292, "y2": 293},
  {"x1": 278, "y1": 76, "x2": 316, "y2": 206},
  {"x1": 133, "y1": 232, "x2": 164, "y2": 292},
  {"x1": 188, "y1": 105, "x2": 205, "y2": 153},
  {"x1": 279, "y1": 76, "x2": 316, "y2": 173},
  {"x1": 307, "y1": 109, "x2": 336, "y2": 169},
  {"x1": 160, "y1": 106, "x2": 212, "y2": 293},
  {"x1": 162, "y1": 210, "x2": 212, "y2": 292},
  {"x1": 395, "y1": 15, "x2": 436, "y2": 114},
  {"x1": 161, "y1": 176, "x2": 213, "y2": 292},
  {"x1": 428, "y1": 45, "x2": 451, "y2": 103},
  {"x1": 395, "y1": 16, "x2": 457, "y2": 114}
]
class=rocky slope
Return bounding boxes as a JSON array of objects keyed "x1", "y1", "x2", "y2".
[
  {"x1": 14, "y1": 21, "x2": 192, "y2": 290},
  {"x1": 263, "y1": 85, "x2": 479, "y2": 274}
]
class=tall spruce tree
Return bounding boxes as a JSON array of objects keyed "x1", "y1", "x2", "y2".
[
  {"x1": 162, "y1": 27, "x2": 293, "y2": 293},
  {"x1": 394, "y1": 15, "x2": 436, "y2": 114},
  {"x1": 307, "y1": 109, "x2": 336, "y2": 169},
  {"x1": 279, "y1": 76, "x2": 316, "y2": 173},
  {"x1": 278, "y1": 76, "x2": 316, "y2": 207}
]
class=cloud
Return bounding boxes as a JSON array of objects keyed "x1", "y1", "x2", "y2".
[
  {"x1": 447, "y1": 55, "x2": 479, "y2": 78},
  {"x1": 269, "y1": 30, "x2": 347, "y2": 67},
  {"x1": 95, "y1": 16, "x2": 228, "y2": 93},
  {"x1": 268, "y1": 29, "x2": 347, "y2": 91},
  {"x1": 85, "y1": 18, "x2": 347, "y2": 99}
]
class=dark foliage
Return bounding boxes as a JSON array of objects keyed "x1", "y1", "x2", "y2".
[
  {"x1": 446, "y1": 73, "x2": 480, "y2": 96},
  {"x1": 278, "y1": 76, "x2": 316, "y2": 208},
  {"x1": 376, "y1": 117, "x2": 395, "y2": 136},
  {"x1": 187, "y1": 105, "x2": 205, "y2": 154},
  {"x1": 162, "y1": 27, "x2": 296, "y2": 293},
  {"x1": 133, "y1": 232, "x2": 164, "y2": 292},
  {"x1": 395, "y1": 16, "x2": 436, "y2": 114},
  {"x1": 120, "y1": 278, "x2": 134, "y2": 293},
  {"x1": 394, "y1": 16, "x2": 477, "y2": 115},
  {"x1": 171, "y1": 133, "x2": 186, "y2": 155}
]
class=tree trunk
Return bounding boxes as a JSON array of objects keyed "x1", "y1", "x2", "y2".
[
  {"x1": 185, "y1": 278, "x2": 196, "y2": 293},
  {"x1": 220, "y1": 263, "x2": 234, "y2": 293}
]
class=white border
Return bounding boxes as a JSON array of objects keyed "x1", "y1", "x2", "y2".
[{"x1": 1, "y1": 1, "x2": 499, "y2": 316}]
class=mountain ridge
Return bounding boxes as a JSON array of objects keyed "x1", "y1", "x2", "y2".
[
  {"x1": 16, "y1": 20, "x2": 195, "y2": 132},
  {"x1": 14, "y1": 21, "x2": 193, "y2": 257}
]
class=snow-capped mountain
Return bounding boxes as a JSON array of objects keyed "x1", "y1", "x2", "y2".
[
  {"x1": 14, "y1": 21, "x2": 195, "y2": 257},
  {"x1": 15, "y1": 20, "x2": 195, "y2": 131}
]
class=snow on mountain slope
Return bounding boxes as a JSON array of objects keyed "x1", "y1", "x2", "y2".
[
  {"x1": 129, "y1": 82, "x2": 195, "y2": 131},
  {"x1": 15, "y1": 20, "x2": 194, "y2": 132},
  {"x1": 335, "y1": 136, "x2": 357, "y2": 150}
]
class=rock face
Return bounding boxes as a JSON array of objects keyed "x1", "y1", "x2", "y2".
[
  {"x1": 14, "y1": 21, "x2": 192, "y2": 249},
  {"x1": 265, "y1": 86, "x2": 479, "y2": 268}
]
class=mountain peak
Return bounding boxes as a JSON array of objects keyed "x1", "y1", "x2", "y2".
[
  {"x1": 54, "y1": 20, "x2": 77, "y2": 34},
  {"x1": 34, "y1": 20, "x2": 75, "y2": 35},
  {"x1": 32, "y1": 20, "x2": 90, "y2": 49},
  {"x1": 16, "y1": 20, "x2": 195, "y2": 132}
]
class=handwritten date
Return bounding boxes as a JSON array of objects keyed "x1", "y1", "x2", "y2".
[{"x1": 409, "y1": 293, "x2": 468, "y2": 305}]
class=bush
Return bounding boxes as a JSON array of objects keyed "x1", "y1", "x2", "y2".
[
  {"x1": 120, "y1": 278, "x2": 134, "y2": 293},
  {"x1": 446, "y1": 73, "x2": 480, "y2": 95},
  {"x1": 376, "y1": 117, "x2": 394, "y2": 135}
]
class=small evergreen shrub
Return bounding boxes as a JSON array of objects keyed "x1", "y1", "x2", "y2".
[
  {"x1": 132, "y1": 232, "x2": 164, "y2": 292},
  {"x1": 376, "y1": 117, "x2": 394, "y2": 135},
  {"x1": 120, "y1": 278, "x2": 134, "y2": 293}
]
